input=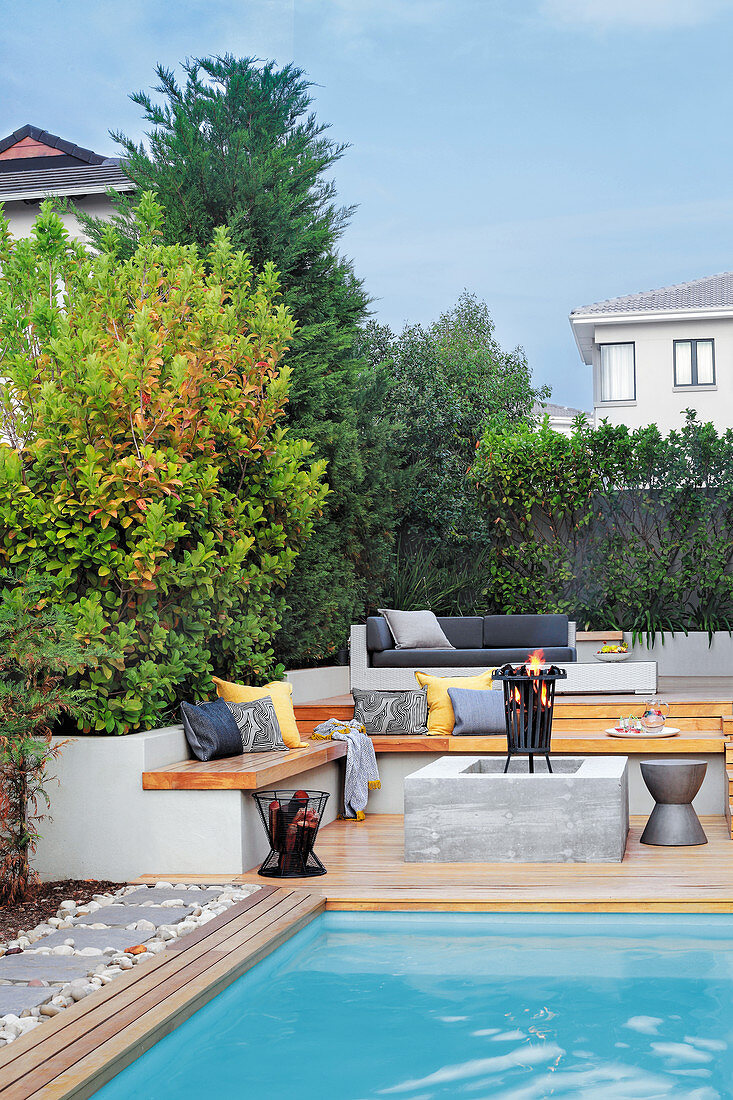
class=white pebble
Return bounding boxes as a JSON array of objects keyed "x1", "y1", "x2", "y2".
[{"x1": 52, "y1": 945, "x2": 75, "y2": 956}]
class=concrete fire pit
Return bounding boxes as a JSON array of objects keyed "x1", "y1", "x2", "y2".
[{"x1": 404, "y1": 755, "x2": 629, "y2": 863}]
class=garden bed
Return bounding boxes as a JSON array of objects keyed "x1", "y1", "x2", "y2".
[{"x1": 0, "y1": 880, "x2": 122, "y2": 944}]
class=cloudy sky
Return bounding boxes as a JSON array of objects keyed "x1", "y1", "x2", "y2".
[{"x1": 3, "y1": 0, "x2": 733, "y2": 406}]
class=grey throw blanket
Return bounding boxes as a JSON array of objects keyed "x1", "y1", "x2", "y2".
[{"x1": 311, "y1": 718, "x2": 381, "y2": 820}]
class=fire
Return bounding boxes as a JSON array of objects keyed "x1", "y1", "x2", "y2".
[
  {"x1": 513, "y1": 686, "x2": 521, "y2": 704},
  {"x1": 526, "y1": 649, "x2": 545, "y2": 676},
  {"x1": 540, "y1": 681, "x2": 549, "y2": 706}
]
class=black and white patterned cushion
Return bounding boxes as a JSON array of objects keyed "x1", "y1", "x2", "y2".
[
  {"x1": 352, "y1": 688, "x2": 428, "y2": 736},
  {"x1": 225, "y1": 697, "x2": 286, "y2": 752}
]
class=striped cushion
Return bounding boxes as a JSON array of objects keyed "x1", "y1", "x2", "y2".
[
  {"x1": 225, "y1": 697, "x2": 286, "y2": 752},
  {"x1": 352, "y1": 688, "x2": 428, "y2": 736}
]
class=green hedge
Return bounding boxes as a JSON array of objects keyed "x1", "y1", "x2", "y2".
[
  {"x1": 471, "y1": 412, "x2": 733, "y2": 641},
  {"x1": 0, "y1": 197, "x2": 326, "y2": 733}
]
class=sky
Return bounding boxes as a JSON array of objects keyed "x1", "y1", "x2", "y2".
[{"x1": 3, "y1": 0, "x2": 733, "y2": 407}]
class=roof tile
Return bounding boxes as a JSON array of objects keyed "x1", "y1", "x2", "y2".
[{"x1": 571, "y1": 272, "x2": 733, "y2": 316}]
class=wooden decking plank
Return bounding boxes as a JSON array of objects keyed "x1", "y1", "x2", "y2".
[
  {"x1": 3, "y1": 890, "x2": 323, "y2": 1100},
  {"x1": 229, "y1": 815, "x2": 733, "y2": 912}
]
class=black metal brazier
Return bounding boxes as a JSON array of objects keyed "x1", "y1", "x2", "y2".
[
  {"x1": 252, "y1": 789, "x2": 329, "y2": 877},
  {"x1": 493, "y1": 655, "x2": 567, "y2": 773}
]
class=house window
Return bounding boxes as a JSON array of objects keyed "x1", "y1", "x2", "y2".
[
  {"x1": 599, "y1": 343, "x2": 635, "y2": 402},
  {"x1": 674, "y1": 339, "x2": 715, "y2": 386}
]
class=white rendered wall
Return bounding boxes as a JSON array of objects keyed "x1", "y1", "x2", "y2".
[
  {"x1": 576, "y1": 632, "x2": 733, "y2": 677},
  {"x1": 36, "y1": 727, "x2": 343, "y2": 882},
  {"x1": 3, "y1": 195, "x2": 117, "y2": 242},
  {"x1": 589, "y1": 317, "x2": 733, "y2": 432},
  {"x1": 285, "y1": 665, "x2": 349, "y2": 703}
]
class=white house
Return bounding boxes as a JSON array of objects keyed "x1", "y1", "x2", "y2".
[
  {"x1": 569, "y1": 273, "x2": 733, "y2": 433},
  {"x1": 533, "y1": 401, "x2": 590, "y2": 436},
  {"x1": 0, "y1": 123, "x2": 133, "y2": 241}
]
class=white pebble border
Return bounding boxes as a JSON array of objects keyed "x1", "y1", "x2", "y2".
[{"x1": 0, "y1": 882, "x2": 260, "y2": 1046}]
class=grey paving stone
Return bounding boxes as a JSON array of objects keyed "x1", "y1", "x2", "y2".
[
  {"x1": 0, "y1": 985, "x2": 61, "y2": 1015},
  {"x1": 33, "y1": 929, "x2": 156, "y2": 952},
  {"x1": 0, "y1": 955, "x2": 93, "y2": 982},
  {"x1": 74, "y1": 905, "x2": 193, "y2": 928},
  {"x1": 118, "y1": 887, "x2": 223, "y2": 906}
]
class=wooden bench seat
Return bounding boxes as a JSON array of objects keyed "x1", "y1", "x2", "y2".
[
  {"x1": 142, "y1": 738, "x2": 347, "y2": 791},
  {"x1": 370, "y1": 731, "x2": 726, "y2": 753}
]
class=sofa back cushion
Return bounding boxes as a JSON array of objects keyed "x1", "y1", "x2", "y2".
[
  {"x1": 483, "y1": 614, "x2": 568, "y2": 649},
  {"x1": 366, "y1": 616, "x2": 395, "y2": 653},
  {"x1": 436, "y1": 616, "x2": 484, "y2": 649}
]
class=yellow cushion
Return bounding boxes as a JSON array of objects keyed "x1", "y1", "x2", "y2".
[
  {"x1": 414, "y1": 668, "x2": 495, "y2": 736},
  {"x1": 211, "y1": 676, "x2": 306, "y2": 748}
]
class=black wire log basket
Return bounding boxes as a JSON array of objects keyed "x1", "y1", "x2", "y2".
[
  {"x1": 252, "y1": 789, "x2": 329, "y2": 877},
  {"x1": 493, "y1": 656, "x2": 568, "y2": 773}
]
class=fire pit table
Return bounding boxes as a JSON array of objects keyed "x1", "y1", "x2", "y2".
[
  {"x1": 252, "y1": 789, "x2": 329, "y2": 877},
  {"x1": 404, "y1": 756, "x2": 629, "y2": 863}
]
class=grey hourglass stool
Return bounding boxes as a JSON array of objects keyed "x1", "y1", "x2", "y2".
[{"x1": 639, "y1": 759, "x2": 707, "y2": 846}]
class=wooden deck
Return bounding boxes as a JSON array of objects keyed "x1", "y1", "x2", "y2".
[
  {"x1": 0, "y1": 887, "x2": 324, "y2": 1100},
  {"x1": 138, "y1": 814, "x2": 733, "y2": 913}
]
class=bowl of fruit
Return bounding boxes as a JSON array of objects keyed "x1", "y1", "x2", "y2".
[{"x1": 594, "y1": 641, "x2": 629, "y2": 662}]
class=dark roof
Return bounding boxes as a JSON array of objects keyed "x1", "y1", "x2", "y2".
[
  {"x1": 571, "y1": 272, "x2": 733, "y2": 317},
  {"x1": 0, "y1": 123, "x2": 108, "y2": 165},
  {"x1": 0, "y1": 164, "x2": 133, "y2": 202},
  {"x1": 0, "y1": 124, "x2": 133, "y2": 202}
]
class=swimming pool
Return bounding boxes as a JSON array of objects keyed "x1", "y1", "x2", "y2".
[{"x1": 95, "y1": 913, "x2": 733, "y2": 1099}]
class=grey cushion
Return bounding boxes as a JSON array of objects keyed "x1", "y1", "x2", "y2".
[
  {"x1": 225, "y1": 697, "x2": 286, "y2": 752},
  {"x1": 436, "y1": 616, "x2": 484, "y2": 649},
  {"x1": 448, "y1": 687, "x2": 506, "y2": 736},
  {"x1": 372, "y1": 646, "x2": 576, "y2": 667},
  {"x1": 378, "y1": 608, "x2": 454, "y2": 650},
  {"x1": 352, "y1": 688, "x2": 428, "y2": 735},
  {"x1": 180, "y1": 699, "x2": 242, "y2": 762},
  {"x1": 366, "y1": 616, "x2": 395, "y2": 653},
  {"x1": 483, "y1": 614, "x2": 569, "y2": 649},
  {"x1": 373, "y1": 648, "x2": 490, "y2": 668}
]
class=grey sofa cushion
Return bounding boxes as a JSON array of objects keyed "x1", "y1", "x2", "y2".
[
  {"x1": 372, "y1": 646, "x2": 576, "y2": 667},
  {"x1": 436, "y1": 616, "x2": 484, "y2": 649},
  {"x1": 366, "y1": 616, "x2": 395, "y2": 653},
  {"x1": 483, "y1": 614, "x2": 569, "y2": 649},
  {"x1": 353, "y1": 688, "x2": 428, "y2": 735},
  {"x1": 378, "y1": 608, "x2": 454, "y2": 650},
  {"x1": 448, "y1": 687, "x2": 506, "y2": 736},
  {"x1": 180, "y1": 699, "x2": 242, "y2": 762}
]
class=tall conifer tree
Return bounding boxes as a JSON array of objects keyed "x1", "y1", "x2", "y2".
[{"x1": 81, "y1": 55, "x2": 397, "y2": 664}]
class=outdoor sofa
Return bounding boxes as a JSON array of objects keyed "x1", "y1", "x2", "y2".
[{"x1": 350, "y1": 614, "x2": 657, "y2": 693}]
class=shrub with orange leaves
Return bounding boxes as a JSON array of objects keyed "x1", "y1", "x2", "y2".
[{"x1": 0, "y1": 194, "x2": 327, "y2": 734}]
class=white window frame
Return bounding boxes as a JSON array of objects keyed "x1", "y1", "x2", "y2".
[{"x1": 598, "y1": 342, "x2": 636, "y2": 404}]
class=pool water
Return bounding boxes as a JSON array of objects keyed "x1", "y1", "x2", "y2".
[{"x1": 95, "y1": 913, "x2": 733, "y2": 1099}]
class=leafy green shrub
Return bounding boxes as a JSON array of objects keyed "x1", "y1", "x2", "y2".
[
  {"x1": 0, "y1": 196, "x2": 326, "y2": 734},
  {"x1": 472, "y1": 412, "x2": 733, "y2": 641}
]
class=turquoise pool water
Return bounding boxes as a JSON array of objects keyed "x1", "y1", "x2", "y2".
[{"x1": 95, "y1": 913, "x2": 733, "y2": 1099}]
